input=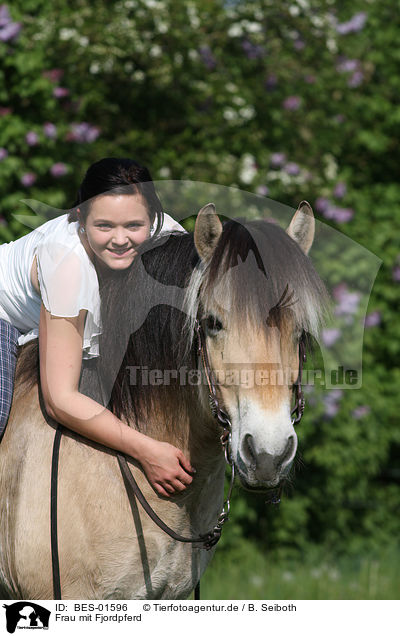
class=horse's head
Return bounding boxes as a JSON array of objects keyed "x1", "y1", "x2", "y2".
[{"x1": 190, "y1": 202, "x2": 327, "y2": 492}]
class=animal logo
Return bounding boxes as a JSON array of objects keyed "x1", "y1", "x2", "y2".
[{"x1": 2, "y1": 602, "x2": 50, "y2": 633}]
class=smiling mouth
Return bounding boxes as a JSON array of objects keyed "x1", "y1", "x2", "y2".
[{"x1": 107, "y1": 247, "x2": 133, "y2": 256}]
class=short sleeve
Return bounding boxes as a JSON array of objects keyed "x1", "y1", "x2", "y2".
[
  {"x1": 36, "y1": 241, "x2": 102, "y2": 358},
  {"x1": 151, "y1": 212, "x2": 187, "y2": 236}
]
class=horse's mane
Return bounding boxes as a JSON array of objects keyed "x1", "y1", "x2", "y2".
[{"x1": 15, "y1": 219, "x2": 330, "y2": 445}]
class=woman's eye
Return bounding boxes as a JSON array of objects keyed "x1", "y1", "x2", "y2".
[{"x1": 204, "y1": 315, "x2": 223, "y2": 335}]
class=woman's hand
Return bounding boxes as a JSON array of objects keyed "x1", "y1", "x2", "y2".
[{"x1": 133, "y1": 436, "x2": 195, "y2": 497}]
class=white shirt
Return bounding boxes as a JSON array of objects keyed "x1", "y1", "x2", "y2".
[{"x1": 0, "y1": 212, "x2": 185, "y2": 358}]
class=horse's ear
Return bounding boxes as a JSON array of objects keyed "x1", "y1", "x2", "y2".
[
  {"x1": 286, "y1": 200, "x2": 315, "y2": 255},
  {"x1": 194, "y1": 203, "x2": 223, "y2": 262}
]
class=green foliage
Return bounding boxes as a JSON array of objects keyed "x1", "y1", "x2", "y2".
[{"x1": 1, "y1": 0, "x2": 399, "y2": 564}]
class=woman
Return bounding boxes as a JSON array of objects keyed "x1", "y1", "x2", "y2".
[{"x1": 0, "y1": 157, "x2": 194, "y2": 497}]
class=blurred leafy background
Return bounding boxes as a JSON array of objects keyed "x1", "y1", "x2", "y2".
[{"x1": 0, "y1": 0, "x2": 399, "y2": 598}]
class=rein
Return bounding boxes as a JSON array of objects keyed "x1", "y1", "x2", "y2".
[{"x1": 50, "y1": 320, "x2": 306, "y2": 600}]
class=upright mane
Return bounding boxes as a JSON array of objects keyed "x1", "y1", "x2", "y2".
[{"x1": 184, "y1": 218, "x2": 330, "y2": 347}]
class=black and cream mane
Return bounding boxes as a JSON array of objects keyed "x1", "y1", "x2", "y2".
[{"x1": 16, "y1": 218, "x2": 330, "y2": 445}]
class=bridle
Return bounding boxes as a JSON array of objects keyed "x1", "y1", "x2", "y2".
[{"x1": 50, "y1": 317, "x2": 307, "y2": 599}]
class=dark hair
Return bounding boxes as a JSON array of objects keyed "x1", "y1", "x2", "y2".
[{"x1": 68, "y1": 157, "x2": 164, "y2": 234}]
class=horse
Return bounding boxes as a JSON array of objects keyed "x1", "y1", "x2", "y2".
[{"x1": 0, "y1": 201, "x2": 329, "y2": 599}]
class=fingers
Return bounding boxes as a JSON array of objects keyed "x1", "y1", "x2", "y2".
[{"x1": 177, "y1": 450, "x2": 195, "y2": 475}]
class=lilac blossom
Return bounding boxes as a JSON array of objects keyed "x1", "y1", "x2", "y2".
[
  {"x1": 21, "y1": 172, "x2": 37, "y2": 187},
  {"x1": 43, "y1": 68, "x2": 64, "y2": 83},
  {"x1": 315, "y1": 197, "x2": 330, "y2": 213},
  {"x1": 365, "y1": 311, "x2": 381, "y2": 328},
  {"x1": 50, "y1": 162, "x2": 68, "y2": 177},
  {"x1": 352, "y1": 405, "x2": 370, "y2": 419},
  {"x1": 0, "y1": 5, "x2": 22, "y2": 43},
  {"x1": 348, "y1": 71, "x2": 364, "y2": 88},
  {"x1": 336, "y1": 58, "x2": 360, "y2": 73},
  {"x1": 53, "y1": 87, "x2": 70, "y2": 98},
  {"x1": 392, "y1": 265, "x2": 400, "y2": 282},
  {"x1": 26, "y1": 131, "x2": 39, "y2": 146},
  {"x1": 270, "y1": 152, "x2": 286, "y2": 167},
  {"x1": 294, "y1": 39, "x2": 305, "y2": 51},
  {"x1": 321, "y1": 328, "x2": 341, "y2": 347},
  {"x1": 0, "y1": 5, "x2": 11, "y2": 26},
  {"x1": 264, "y1": 74, "x2": 277, "y2": 91},
  {"x1": 336, "y1": 12, "x2": 367, "y2": 35},
  {"x1": 333, "y1": 283, "x2": 361, "y2": 317},
  {"x1": 283, "y1": 96, "x2": 301, "y2": 111},
  {"x1": 333, "y1": 182, "x2": 347, "y2": 198},
  {"x1": 0, "y1": 147, "x2": 8, "y2": 160},
  {"x1": 323, "y1": 390, "x2": 343, "y2": 418},
  {"x1": 284, "y1": 162, "x2": 300, "y2": 176},
  {"x1": 241, "y1": 39, "x2": 265, "y2": 59},
  {"x1": 43, "y1": 122, "x2": 57, "y2": 139},
  {"x1": 322, "y1": 205, "x2": 354, "y2": 223},
  {"x1": 256, "y1": 185, "x2": 269, "y2": 196},
  {"x1": 66, "y1": 122, "x2": 100, "y2": 143},
  {"x1": 199, "y1": 46, "x2": 216, "y2": 70}
]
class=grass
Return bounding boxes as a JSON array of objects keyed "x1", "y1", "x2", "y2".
[{"x1": 198, "y1": 543, "x2": 400, "y2": 599}]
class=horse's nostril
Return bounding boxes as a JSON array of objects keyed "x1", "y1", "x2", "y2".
[
  {"x1": 242, "y1": 433, "x2": 257, "y2": 471},
  {"x1": 280, "y1": 434, "x2": 297, "y2": 468}
]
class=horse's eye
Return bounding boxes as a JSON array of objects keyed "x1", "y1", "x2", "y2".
[{"x1": 204, "y1": 315, "x2": 223, "y2": 335}]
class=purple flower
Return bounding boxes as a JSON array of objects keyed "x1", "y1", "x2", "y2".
[
  {"x1": 321, "y1": 328, "x2": 341, "y2": 347},
  {"x1": 0, "y1": 5, "x2": 11, "y2": 27},
  {"x1": 66, "y1": 122, "x2": 100, "y2": 143},
  {"x1": 392, "y1": 265, "x2": 400, "y2": 282},
  {"x1": 21, "y1": 172, "x2": 37, "y2": 187},
  {"x1": 264, "y1": 73, "x2": 277, "y2": 91},
  {"x1": 199, "y1": 45, "x2": 216, "y2": 70},
  {"x1": 241, "y1": 38, "x2": 265, "y2": 59},
  {"x1": 0, "y1": 107, "x2": 12, "y2": 116},
  {"x1": 284, "y1": 162, "x2": 300, "y2": 176},
  {"x1": 53, "y1": 87, "x2": 70, "y2": 98},
  {"x1": 315, "y1": 197, "x2": 330, "y2": 213},
  {"x1": 256, "y1": 185, "x2": 269, "y2": 196},
  {"x1": 43, "y1": 122, "x2": 57, "y2": 139},
  {"x1": 365, "y1": 311, "x2": 381, "y2": 328},
  {"x1": 336, "y1": 12, "x2": 367, "y2": 35},
  {"x1": 50, "y1": 162, "x2": 68, "y2": 177},
  {"x1": 270, "y1": 152, "x2": 286, "y2": 167},
  {"x1": 333, "y1": 283, "x2": 360, "y2": 316},
  {"x1": 336, "y1": 58, "x2": 360, "y2": 73},
  {"x1": 348, "y1": 71, "x2": 364, "y2": 88},
  {"x1": 26, "y1": 131, "x2": 39, "y2": 146},
  {"x1": 294, "y1": 39, "x2": 305, "y2": 51},
  {"x1": 0, "y1": 147, "x2": 8, "y2": 160},
  {"x1": 323, "y1": 390, "x2": 343, "y2": 418},
  {"x1": 305, "y1": 74, "x2": 316, "y2": 84},
  {"x1": 323, "y1": 205, "x2": 354, "y2": 223},
  {"x1": 42, "y1": 68, "x2": 64, "y2": 83},
  {"x1": 333, "y1": 181, "x2": 347, "y2": 199},
  {"x1": 0, "y1": 20, "x2": 22, "y2": 42},
  {"x1": 352, "y1": 405, "x2": 370, "y2": 420},
  {"x1": 283, "y1": 96, "x2": 301, "y2": 111}
]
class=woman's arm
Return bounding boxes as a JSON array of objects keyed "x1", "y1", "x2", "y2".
[{"x1": 39, "y1": 304, "x2": 194, "y2": 497}]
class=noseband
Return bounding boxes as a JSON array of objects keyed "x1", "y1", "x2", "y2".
[{"x1": 50, "y1": 317, "x2": 307, "y2": 599}]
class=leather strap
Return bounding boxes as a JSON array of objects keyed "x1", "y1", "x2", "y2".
[{"x1": 51, "y1": 424, "x2": 63, "y2": 600}]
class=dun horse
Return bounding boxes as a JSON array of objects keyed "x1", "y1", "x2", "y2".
[{"x1": 0, "y1": 203, "x2": 329, "y2": 599}]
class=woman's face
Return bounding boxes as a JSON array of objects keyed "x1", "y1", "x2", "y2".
[{"x1": 80, "y1": 194, "x2": 152, "y2": 271}]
